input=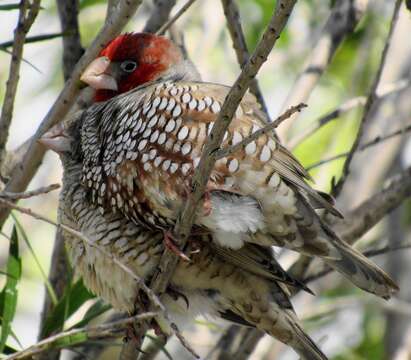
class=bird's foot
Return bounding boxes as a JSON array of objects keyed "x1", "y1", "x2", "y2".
[{"x1": 164, "y1": 231, "x2": 191, "y2": 262}]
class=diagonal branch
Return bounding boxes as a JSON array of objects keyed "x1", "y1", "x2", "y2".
[
  {"x1": 0, "y1": 0, "x2": 41, "y2": 166},
  {"x1": 0, "y1": 0, "x2": 144, "y2": 229},
  {"x1": 278, "y1": 0, "x2": 369, "y2": 140},
  {"x1": 221, "y1": 0, "x2": 269, "y2": 116},
  {"x1": 331, "y1": 0, "x2": 403, "y2": 197}
]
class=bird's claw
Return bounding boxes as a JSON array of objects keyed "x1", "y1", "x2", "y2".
[{"x1": 164, "y1": 231, "x2": 191, "y2": 261}]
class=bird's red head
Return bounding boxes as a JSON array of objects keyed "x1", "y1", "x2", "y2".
[{"x1": 80, "y1": 33, "x2": 183, "y2": 102}]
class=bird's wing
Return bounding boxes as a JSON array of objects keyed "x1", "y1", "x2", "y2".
[{"x1": 80, "y1": 80, "x2": 340, "y2": 231}]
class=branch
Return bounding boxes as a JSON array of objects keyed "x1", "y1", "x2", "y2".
[
  {"x1": 221, "y1": 0, "x2": 269, "y2": 116},
  {"x1": 144, "y1": 0, "x2": 176, "y2": 33},
  {"x1": 0, "y1": 0, "x2": 143, "y2": 229},
  {"x1": 306, "y1": 123, "x2": 411, "y2": 170},
  {"x1": 0, "y1": 183, "x2": 60, "y2": 200},
  {"x1": 331, "y1": 0, "x2": 403, "y2": 197},
  {"x1": 215, "y1": 103, "x2": 306, "y2": 160},
  {"x1": 5, "y1": 312, "x2": 158, "y2": 360},
  {"x1": 156, "y1": 0, "x2": 198, "y2": 35},
  {"x1": 289, "y1": 78, "x2": 411, "y2": 149},
  {"x1": 0, "y1": 0, "x2": 41, "y2": 165},
  {"x1": 0, "y1": 32, "x2": 66, "y2": 49},
  {"x1": 278, "y1": 0, "x2": 369, "y2": 140}
]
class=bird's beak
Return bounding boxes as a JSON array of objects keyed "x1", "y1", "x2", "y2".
[
  {"x1": 80, "y1": 56, "x2": 118, "y2": 91},
  {"x1": 38, "y1": 122, "x2": 72, "y2": 153}
]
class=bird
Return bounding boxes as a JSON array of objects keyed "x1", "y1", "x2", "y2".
[
  {"x1": 76, "y1": 32, "x2": 398, "y2": 300},
  {"x1": 40, "y1": 115, "x2": 328, "y2": 360}
]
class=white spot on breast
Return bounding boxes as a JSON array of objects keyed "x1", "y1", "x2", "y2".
[
  {"x1": 245, "y1": 141, "x2": 256, "y2": 155},
  {"x1": 154, "y1": 156, "x2": 163, "y2": 167},
  {"x1": 170, "y1": 163, "x2": 179, "y2": 173},
  {"x1": 141, "y1": 153, "x2": 149, "y2": 163},
  {"x1": 203, "y1": 96, "x2": 212, "y2": 106},
  {"x1": 268, "y1": 172, "x2": 281, "y2": 188},
  {"x1": 142, "y1": 103, "x2": 151, "y2": 115},
  {"x1": 142, "y1": 128, "x2": 151, "y2": 138},
  {"x1": 147, "y1": 106, "x2": 156, "y2": 118},
  {"x1": 166, "y1": 98, "x2": 176, "y2": 112},
  {"x1": 188, "y1": 98, "x2": 197, "y2": 110},
  {"x1": 211, "y1": 100, "x2": 221, "y2": 113},
  {"x1": 133, "y1": 118, "x2": 143, "y2": 134},
  {"x1": 178, "y1": 126, "x2": 189, "y2": 140},
  {"x1": 165, "y1": 138, "x2": 174, "y2": 150},
  {"x1": 159, "y1": 97, "x2": 168, "y2": 110},
  {"x1": 172, "y1": 104, "x2": 182, "y2": 117},
  {"x1": 162, "y1": 159, "x2": 171, "y2": 171},
  {"x1": 228, "y1": 158, "x2": 239, "y2": 173},
  {"x1": 173, "y1": 142, "x2": 181, "y2": 153},
  {"x1": 181, "y1": 163, "x2": 191, "y2": 175},
  {"x1": 260, "y1": 145, "x2": 271, "y2": 162},
  {"x1": 169, "y1": 87, "x2": 178, "y2": 96},
  {"x1": 197, "y1": 99, "x2": 206, "y2": 112},
  {"x1": 232, "y1": 131, "x2": 243, "y2": 145},
  {"x1": 193, "y1": 157, "x2": 200, "y2": 168},
  {"x1": 152, "y1": 96, "x2": 161, "y2": 108},
  {"x1": 181, "y1": 142, "x2": 192, "y2": 155},
  {"x1": 143, "y1": 162, "x2": 152, "y2": 172},
  {"x1": 150, "y1": 129, "x2": 159, "y2": 143},
  {"x1": 148, "y1": 115, "x2": 158, "y2": 128},
  {"x1": 165, "y1": 119, "x2": 176, "y2": 133},
  {"x1": 158, "y1": 114, "x2": 166, "y2": 127},
  {"x1": 158, "y1": 132, "x2": 167, "y2": 145},
  {"x1": 138, "y1": 139, "x2": 148, "y2": 151},
  {"x1": 149, "y1": 148, "x2": 157, "y2": 160},
  {"x1": 182, "y1": 93, "x2": 191, "y2": 103}
]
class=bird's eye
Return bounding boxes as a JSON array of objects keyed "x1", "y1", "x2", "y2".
[{"x1": 120, "y1": 60, "x2": 137, "y2": 73}]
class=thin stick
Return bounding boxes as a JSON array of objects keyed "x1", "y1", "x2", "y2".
[
  {"x1": 306, "y1": 123, "x2": 411, "y2": 171},
  {"x1": 331, "y1": 0, "x2": 402, "y2": 197},
  {"x1": 221, "y1": 0, "x2": 269, "y2": 116},
  {"x1": 215, "y1": 103, "x2": 306, "y2": 160},
  {"x1": 0, "y1": 184, "x2": 60, "y2": 200},
  {"x1": 0, "y1": 0, "x2": 42, "y2": 164},
  {"x1": 0, "y1": 32, "x2": 67, "y2": 49},
  {"x1": 5, "y1": 312, "x2": 159, "y2": 360},
  {"x1": 289, "y1": 78, "x2": 411, "y2": 149},
  {"x1": 156, "y1": 0, "x2": 197, "y2": 35}
]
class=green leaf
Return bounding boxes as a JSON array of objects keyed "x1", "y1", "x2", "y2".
[
  {"x1": 0, "y1": 4, "x2": 20, "y2": 11},
  {"x1": 41, "y1": 280, "x2": 94, "y2": 338},
  {"x1": 0, "y1": 226, "x2": 22, "y2": 354},
  {"x1": 69, "y1": 300, "x2": 111, "y2": 330},
  {"x1": 12, "y1": 214, "x2": 58, "y2": 305}
]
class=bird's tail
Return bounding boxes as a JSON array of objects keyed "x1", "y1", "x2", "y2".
[{"x1": 324, "y1": 236, "x2": 399, "y2": 299}]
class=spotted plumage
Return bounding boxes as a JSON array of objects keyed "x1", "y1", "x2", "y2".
[{"x1": 47, "y1": 112, "x2": 327, "y2": 360}]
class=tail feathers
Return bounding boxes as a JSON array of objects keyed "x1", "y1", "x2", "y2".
[
  {"x1": 284, "y1": 315, "x2": 328, "y2": 360},
  {"x1": 325, "y1": 240, "x2": 399, "y2": 299}
]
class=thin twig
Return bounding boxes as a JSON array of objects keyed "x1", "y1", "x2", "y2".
[
  {"x1": 0, "y1": 184, "x2": 60, "y2": 200},
  {"x1": 215, "y1": 103, "x2": 306, "y2": 160},
  {"x1": 5, "y1": 312, "x2": 159, "y2": 360},
  {"x1": 156, "y1": 0, "x2": 198, "y2": 35},
  {"x1": 331, "y1": 0, "x2": 402, "y2": 197},
  {"x1": 306, "y1": 123, "x2": 411, "y2": 170},
  {"x1": 0, "y1": 32, "x2": 67, "y2": 49},
  {"x1": 144, "y1": 0, "x2": 177, "y2": 33},
  {"x1": 0, "y1": 0, "x2": 42, "y2": 165},
  {"x1": 0, "y1": 197, "x2": 165, "y2": 313},
  {"x1": 278, "y1": 0, "x2": 369, "y2": 140},
  {"x1": 221, "y1": 0, "x2": 269, "y2": 116},
  {"x1": 289, "y1": 78, "x2": 411, "y2": 149},
  {"x1": 0, "y1": 0, "x2": 144, "y2": 229}
]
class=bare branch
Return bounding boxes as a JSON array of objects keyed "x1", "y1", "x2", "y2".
[
  {"x1": 306, "y1": 123, "x2": 411, "y2": 171},
  {"x1": 0, "y1": 0, "x2": 41, "y2": 165},
  {"x1": 144, "y1": 0, "x2": 176, "y2": 33},
  {"x1": 5, "y1": 312, "x2": 159, "y2": 360},
  {"x1": 289, "y1": 78, "x2": 411, "y2": 149},
  {"x1": 56, "y1": 0, "x2": 84, "y2": 80},
  {"x1": 156, "y1": 0, "x2": 198, "y2": 35},
  {"x1": 278, "y1": 0, "x2": 369, "y2": 140},
  {"x1": 221, "y1": 0, "x2": 269, "y2": 116},
  {"x1": 331, "y1": 0, "x2": 403, "y2": 197},
  {"x1": 0, "y1": 32, "x2": 66, "y2": 49},
  {"x1": 0, "y1": 183, "x2": 60, "y2": 200},
  {"x1": 0, "y1": 0, "x2": 144, "y2": 229},
  {"x1": 216, "y1": 103, "x2": 306, "y2": 160}
]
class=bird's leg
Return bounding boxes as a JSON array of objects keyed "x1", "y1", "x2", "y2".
[{"x1": 163, "y1": 230, "x2": 191, "y2": 261}]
